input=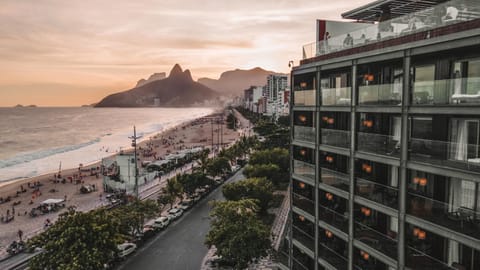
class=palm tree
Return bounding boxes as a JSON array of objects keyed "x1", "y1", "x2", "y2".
[{"x1": 162, "y1": 176, "x2": 183, "y2": 205}]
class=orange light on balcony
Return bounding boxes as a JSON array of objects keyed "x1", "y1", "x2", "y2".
[
  {"x1": 362, "y1": 164, "x2": 372, "y2": 173},
  {"x1": 418, "y1": 230, "x2": 426, "y2": 240},
  {"x1": 413, "y1": 228, "x2": 420, "y2": 237},
  {"x1": 298, "y1": 115, "x2": 307, "y2": 123},
  {"x1": 361, "y1": 207, "x2": 371, "y2": 217},
  {"x1": 298, "y1": 182, "x2": 306, "y2": 189},
  {"x1": 298, "y1": 215, "x2": 305, "y2": 222},
  {"x1": 300, "y1": 82, "x2": 307, "y2": 88},
  {"x1": 364, "y1": 74, "x2": 374, "y2": 82},
  {"x1": 322, "y1": 116, "x2": 329, "y2": 122},
  {"x1": 419, "y1": 177, "x2": 427, "y2": 186},
  {"x1": 325, "y1": 230, "x2": 333, "y2": 238},
  {"x1": 360, "y1": 250, "x2": 370, "y2": 260},
  {"x1": 362, "y1": 120, "x2": 373, "y2": 128},
  {"x1": 327, "y1": 118, "x2": 334, "y2": 124},
  {"x1": 325, "y1": 156, "x2": 334, "y2": 163},
  {"x1": 325, "y1": 192, "x2": 333, "y2": 201},
  {"x1": 299, "y1": 149, "x2": 306, "y2": 156}
]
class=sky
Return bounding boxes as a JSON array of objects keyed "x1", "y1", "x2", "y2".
[{"x1": 0, "y1": 0, "x2": 371, "y2": 106}]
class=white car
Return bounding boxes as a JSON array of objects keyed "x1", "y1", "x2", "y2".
[
  {"x1": 167, "y1": 208, "x2": 184, "y2": 220},
  {"x1": 117, "y1": 243, "x2": 136, "y2": 259},
  {"x1": 152, "y1": 216, "x2": 170, "y2": 230},
  {"x1": 178, "y1": 200, "x2": 192, "y2": 211}
]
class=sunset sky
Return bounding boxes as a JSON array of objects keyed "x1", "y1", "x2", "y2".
[{"x1": 0, "y1": 0, "x2": 371, "y2": 106}]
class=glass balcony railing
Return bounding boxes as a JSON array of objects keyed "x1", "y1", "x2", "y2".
[
  {"x1": 322, "y1": 87, "x2": 352, "y2": 106},
  {"x1": 275, "y1": 250, "x2": 290, "y2": 268},
  {"x1": 355, "y1": 222, "x2": 398, "y2": 259},
  {"x1": 413, "y1": 78, "x2": 480, "y2": 105},
  {"x1": 358, "y1": 84, "x2": 402, "y2": 105},
  {"x1": 409, "y1": 137, "x2": 480, "y2": 173},
  {"x1": 294, "y1": 126, "x2": 316, "y2": 143},
  {"x1": 302, "y1": 0, "x2": 480, "y2": 59},
  {"x1": 318, "y1": 204, "x2": 349, "y2": 233},
  {"x1": 293, "y1": 226, "x2": 315, "y2": 252},
  {"x1": 406, "y1": 246, "x2": 452, "y2": 270},
  {"x1": 407, "y1": 192, "x2": 480, "y2": 240},
  {"x1": 292, "y1": 258, "x2": 313, "y2": 270},
  {"x1": 293, "y1": 160, "x2": 316, "y2": 180},
  {"x1": 357, "y1": 132, "x2": 401, "y2": 157},
  {"x1": 318, "y1": 243, "x2": 349, "y2": 270},
  {"x1": 293, "y1": 193, "x2": 315, "y2": 216},
  {"x1": 321, "y1": 129, "x2": 351, "y2": 148},
  {"x1": 320, "y1": 168, "x2": 350, "y2": 192},
  {"x1": 294, "y1": 89, "x2": 316, "y2": 106},
  {"x1": 355, "y1": 178, "x2": 399, "y2": 209}
]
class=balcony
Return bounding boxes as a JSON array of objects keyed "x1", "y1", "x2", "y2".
[
  {"x1": 294, "y1": 89, "x2": 316, "y2": 106},
  {"x1": 357, "y1": 132, "x2": 400, "y2": 157},
  {"x1": 318, "y1": 204, "x2": 349, "y2": 233},
  {"x1": 293, "y1": 193, "x2": 315, "y2": 217},
  {"x1": 409, "y1": 137, "x2": 480, "y2": 173},
  {"x1": 292, "y1": 225, "x2": 315, "y2": 252},
  {"x1": 355, "y1": 222, "x2": 398, "y2": 259},
  {"x1": 358, "y1": 84, "x2": 402, "y2": 105},
  {"x1": 406, "y1": 246, "x2": 452, "y2": 270},
  {"x1": 320, "y1": 168, "x2": 350, "y2": 192},
  {"x1": 301, "y1": 0, "x2": 480, "y2": 60},
  {"x1": 407, "y1": 192, "x2": 480, "y2": 240},
  {"x1": 321, "y1": 129, "x2": 351, "y2": 148},
  {"x1": 322, "y1": 87, "x2": 351, "y2": 106},
  {"x1": 356, "y1": 178, "x2": 398, "y2": 209},
  {"x1": 413, "y1": 78, "x2": 480, "y2": 105},
  {"x1": 294, "y1": 126, "x2": 316, "y2": 143},
  {"x1": 318, "y1": 243, "x2": 349, "y2": 270},
  {"x1": 293, "y1": 160, "x2": 315, "y2": 180}
]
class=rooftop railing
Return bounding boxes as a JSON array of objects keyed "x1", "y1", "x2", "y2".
[{"x1": 302, "y1": 0, "x2": 480, "y2": 60}]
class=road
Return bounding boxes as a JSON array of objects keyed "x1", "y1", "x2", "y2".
[{"x1": 117, "y1": 169, "x2": 246, "y2": 270}]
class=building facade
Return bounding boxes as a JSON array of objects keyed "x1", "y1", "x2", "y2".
[{"x1": 285, "y1": 1, "x2": 480, "y2": 270}]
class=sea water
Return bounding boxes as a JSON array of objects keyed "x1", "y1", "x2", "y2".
[{"x1": 0, "y1": 107, "x2": 214, "y2": 182}]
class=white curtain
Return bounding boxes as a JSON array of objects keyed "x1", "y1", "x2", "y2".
[
  {"x1": 450, "y1": 119, "x2": 468, "y2": 161},
  {"x1": 390, "y1": 166, "x2": 399, "y2": 187},
  {"x1": 449, "y1": 179, "x2": 462, "y2": 212},
  {"x1": 389, "y1": 216, "x2": 398, "y2": 233},
  {"x1": 461, "y1": 180, "x2": 476, "y2": 209},
  {"x1": 448, "y1": 239, "x2": 460, "y2": 265}
]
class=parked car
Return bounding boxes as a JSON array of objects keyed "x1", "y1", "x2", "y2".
[
  {"x1": 167, "y1": 208, "x2": 184, "y2": 220},
  {"x1": 152, "y1": 216, "x2": 170, "y2": 230},
  {"x1": 178, "y1": 199, "x2": 192, "y2": 211},
  {"x1": 189, "y1": 194, "x2": 201, "y2": 203},
  {"x1": 117, "y1": 243, "x2": 136, "y2": 259}
]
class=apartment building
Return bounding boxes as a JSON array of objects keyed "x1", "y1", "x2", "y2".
[{"x1": 284, "y1": 0, "x2": 480, "y2": 270}]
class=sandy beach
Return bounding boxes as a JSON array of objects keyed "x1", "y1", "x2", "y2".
[{"x1": 0, "y1": 110, "x2": 241, "y2": 254}]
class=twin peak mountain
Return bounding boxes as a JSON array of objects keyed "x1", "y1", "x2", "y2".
[{"x1": 95, "y1": 64, "x2": 282, "y2": 107}]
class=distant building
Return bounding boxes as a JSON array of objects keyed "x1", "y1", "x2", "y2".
[{"x1": 266, "y1": 74, "x2": 288, "y2": 101}]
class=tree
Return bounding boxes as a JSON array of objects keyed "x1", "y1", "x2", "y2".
[
  {"x1": 249, "y1": 148, "x2": 289, "y2": 172},
  {"x1": 177, "y1": 172, "x2": 213, "y2": 196},
  {"x1": 243, "y1": 163, "x2": 288, "y2": 186},
  {"x1": 28, "y1": 209, "x2": 119, "y2": 270},
  {"x1": 205, "y1": 199, "x2": 271, "y2": 269},
  {"x1": 222, "y1": 178, "x2": 273, "y2": 213},
  {"x1": 226, "y1": 113, "x2": 236, "y2": 130},
  {"x1": 112, "y1": 199, "x2": 158, "y2": 238},
  {"x1": 206, "y1": 157, "x2": 231, "y2": 178},
  {"x1": 158, "y1": 193, "x2": 175, "y2": 209},
  {"x1": 162, "y1": 176, "x2": 183, "y2": 203}
]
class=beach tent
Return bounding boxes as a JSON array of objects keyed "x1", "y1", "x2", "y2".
[
  {"x1": 40, "y1": 198, "x2": 65, "y2": 205},
  {"x1": 146, "y1": 160, "x2": 171, "y2": 172}
]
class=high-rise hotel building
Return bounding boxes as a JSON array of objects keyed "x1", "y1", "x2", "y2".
[{"x1": 284, "y1": 0, "x2": 480, "y2": 270}]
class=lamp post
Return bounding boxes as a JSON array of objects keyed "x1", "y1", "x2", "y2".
[{"x1": 129, "y1": 126, "x2": 142, "y2": 198}]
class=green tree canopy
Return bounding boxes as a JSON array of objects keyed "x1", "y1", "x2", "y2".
[
  {"x1": 249, "y1": 148, "x2": 289, "y2": 172},
  {"x1": 243, "y1": 163, "x2": 288, "y2": 186},
  {"x1": 111, "y1": 199, "x2": 158, "y2": 238},
  {"x1": 222, "y1": 178, "x2": 273, "y2": 213},
  {"x1": 28, "y1": 209, "x2": 120, "y2": 270},
  {"x1": 206, "y1": 157, "x2": 231, "y2": 178},
  {"x1": 177, "y1": 172, "x2": 213, "y2": 196},
  {"x1": 205, "y1": 199, "x2": 271, "y2": 269}
]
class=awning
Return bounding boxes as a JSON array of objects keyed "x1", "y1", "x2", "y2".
[
  {"x1": 342, "y1": 0, "x2": 450, "y2": 21},
  {"x1": 41, "y1": 198, "x2": 65, "y2": 205}
]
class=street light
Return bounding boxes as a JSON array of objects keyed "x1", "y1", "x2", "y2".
[{"x1": 129, "y1": 126, "x2": 142, "y2": 198}]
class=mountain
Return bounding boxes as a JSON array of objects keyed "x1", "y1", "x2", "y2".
[
  {"x1": 95, "y1": 64, "x2": 217, "y2": 107},
  {"x1": 135, "y1": 72, "x2": 166, "y2": 88},
  {"x1": 198, "y1": 67, "x2": 285, "y2": 96}
]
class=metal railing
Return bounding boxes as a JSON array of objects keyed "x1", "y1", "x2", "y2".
[
  {"x1": 320, "y1": 168, "x2": 350, "y2": 192},
  {"x1": 294, "y1": 126, "x2": 316, "y2": 143},
  {"x1": 357, "y1": 132, "x2": 401, "y2": 157},
  {"x1": 321, "y1": 129, "x2": 351, "y2": 149},
  {"x1": 293, "y1": 193, "x2": 315, "y2": 216},
  {"x1": 318, "y1": 204, "x2": 349, "y2": 233},
  {"x1": 356, "y1": 177, "x2": 399, "y2": 209},
  {"x1": 355, "y1": 221, "x2": 398, "y2": 259},
  {"x1": 413, "y1": 77, "x2": 480, "y2": 105},
  {"x1": 294, "y1": 89, "x2": 316, "y2": 106},
  {"x1": 358, "y1": 83, "x2": 402, "y2": 105},
  {"x1": 293, "y1": 160, "x2": 316, "y2": 180}
]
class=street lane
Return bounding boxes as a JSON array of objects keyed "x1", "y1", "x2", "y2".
[{"x1": 118, "y1": 169, "x2": 246, "y2": 270}]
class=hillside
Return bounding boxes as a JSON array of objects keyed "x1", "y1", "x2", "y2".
[{"x1": 95, "y1": 64, "x2": 217, "y2": 107}]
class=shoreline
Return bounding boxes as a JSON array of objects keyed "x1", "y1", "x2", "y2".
[
  {"x1": 0, "y1": 108, "x2": 236, "y2": 251},
  {"x1": 0, "y1": 107, "x2": 221, "y2": 189}
]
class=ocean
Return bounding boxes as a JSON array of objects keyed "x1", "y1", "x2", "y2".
[{"x1": 0, "y1": 107, "x2": 214, "y2": 183}]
